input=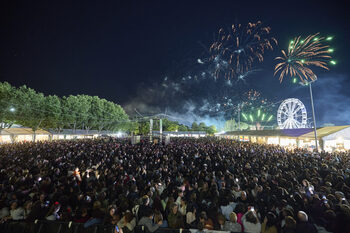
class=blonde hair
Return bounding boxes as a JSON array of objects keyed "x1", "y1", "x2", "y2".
[{"x1": 229, "y1": 212, "x2": 237, "y2": 223}]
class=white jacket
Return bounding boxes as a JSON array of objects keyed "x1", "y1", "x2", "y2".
[
  {"x1": 241, "y1": 212, "x2": 261, "y2": 233},
  {"x1": 10, "y1": 208, "x2": 25, "y2": 220}
]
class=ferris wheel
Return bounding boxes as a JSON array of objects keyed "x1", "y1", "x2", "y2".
[{"x1": 277, "y1": 98, "x2": 307, "y2": 129}]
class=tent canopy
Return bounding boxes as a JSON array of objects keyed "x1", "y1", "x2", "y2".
[
  {"x1": 299, "y1": 125, "x2": 350, "y2": 139},
  {"x1": 0, "y1": 128, "x2": 50, "y2": 135}
]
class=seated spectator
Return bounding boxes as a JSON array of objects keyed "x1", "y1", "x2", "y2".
[
  {"x1": 84, "y1": 201, "x2": 105, "y2": 228},
  {"x1": 118, "y1": 211, "x2": 136, "y2": 233},
  {"x1": 138, "y1": 208, "x2": 162, "y2": 233},
  {"x1": 74, "y1": 207, "x2": 90, "y2": 223},
  {"x1": 224, "y1": 212, "x2": 242, "y2": 232},
  {"x1": 9, "y1": 201, "x2": 25, "y2": 221},
  {"x1": 154, "y1": 210, "x2": 168, "y2": 228},
  {"x1": 23, "y1": 201, "x2": 33, "y2": 219}
]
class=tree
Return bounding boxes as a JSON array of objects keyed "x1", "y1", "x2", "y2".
[
  {"x1": 63, "y1": 95, "x2": 90, "y2": 132},
  {"x1": 198, "y1": 122, "x2": 206, "y2": 131},
  {"x1": 178, "y1": 124, "x2": 189, "y2": 131},
  {"x1": 191, "y1": 122, "x2": 199, "y2": 131},
  {"x1": 138, "y1": 121, "x2": 150, "y2": 135},
  {"x1": 15, "y1": 85, "x2": 46, "y2": 141},
  {"x1": 0, "y1": 82, "x2": 17, "y2": 129},
  {"x1": 206, "y1": 125, "x2": 217, "y2": 135},
  {"x1": 41, "y1": 95, "x2": 62, "y2": 131}
]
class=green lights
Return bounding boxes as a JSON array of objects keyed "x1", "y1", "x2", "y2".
[
  {"x1": 249, "y1": 114, "x2": 254, "y2": 122},
  {"x1": 290, "y1": 40, "x2": 294, "y2": 44},
  {"x1": 326, "y1": 36, "x2": 333, "y2": 41},
  {"x1": 289, "y1": 46, "x2": 293, "y2": 50},
  {"x1": 301, "y1": 59, "x2": 305, "y2": 63},
  {"x1": 242, "y1": 113, "x2": 248, "y2": 120},
  {"x1": 261, "y1": 113, "x2": 265, "y2": 121},
  {"x1": 293, "y1": 78, "x2": 297, "y2": 83},
  {"x1": 313, "y1": 37, "x2": 319, "y2": 41},
  {"x1": 328, "y1": 48, "x2": 334, "y2": 53},
  {"x1": 257, "y1": 109, "x2": 261, "y2": 117},
  {"x1": 300, "y1": 40, "x2": 304, "y2": 44},
  {"x1": 330, "y1": 60, "x2": 337, "y2": 65},
  {"x1": 267, "y1": 115, "x2": 273, "y2": 122}
]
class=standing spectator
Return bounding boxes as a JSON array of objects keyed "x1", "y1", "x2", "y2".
[
  {"x1": 282, "y1": 216, "x2": 296, "y2": 233},
  {"x1": 224, "y1": 212, "x2": 242, "y2": 232},
  {"x1": 168, "y1": 203, "x2": 184, "y2": 229},
  {"x1": 262, "y1": 212, "x2": 278, "y2": 233},
  {"x1": 295, "y1": 211, "x2": 317, "y2": 233},
  {"x1": 242, "y1": 210, "x2": 261, "y2": 233}
]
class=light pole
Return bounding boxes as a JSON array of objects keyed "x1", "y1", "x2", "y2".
[
  {"x1": 237, "y1": 103, "x2": 241, "y2": 131},
  {"x1": 300, "y1": 77, "x2": 318, "y2": 151}
]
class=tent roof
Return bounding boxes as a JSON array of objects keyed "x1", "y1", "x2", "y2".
[
  {"x1": 223, "y1": 128, "x2": 313, "y2": 137},
  {"x1": 0, "y1": 128, "x2": 50, "y2": 135},
  {"x1": 48, "y1": 129, "x2": 118, "y2": 135},
  {"x1": 222, "y1": 126, "x2": 350, "y2": 139},
  {"x1": 299, "y1": 125, "x2": 350, "y2": 139}
]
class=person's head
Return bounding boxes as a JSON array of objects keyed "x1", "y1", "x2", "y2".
[
  {"x1": 199, "y1": 211, "x2": 208, "y2": 222},
  {"x1": 234, "y1": 203, "x2": 245, "y2": 214},
  {"x1": 24, "y1": 201, "x2": 33, "y2": 210},
  {"x1": 266, "y1": 212, "x2": 277, "y2": 227},
  {"x1": 93, "y1": 201, "x2": 101, "y2": 210},
  {"x1": 154, "y1": 210, "x2": 163, "y2": 223},
  {"x1": 40, "y1": 193, "x2": 45, "y2": 202},
  {"x1": 142, "y1": 195, "x2": 150, "y2": 206},
  {"x1": 229, "y1": 212, "x2": 237, "y2": 223},
  {"x1": 245, "y1": 211, "x2": 258, "y2": 224},
  {"x1": 232, "y1": 183, "x2": 240, "y2": 191},
  {"x1": 297, "y1": 211, "x2": 308, "y2": 222},
  {"x1": 171, "y1": 203, "x2": 178, "y2": 214},
  {"x1": 241, "y1": 191, "x2": 247, "y2": 200},
  {"x1": 124, "y1": 212, "x2": 133, "y2": 223},
  {"x1": 109, "y1": 206, "x2": 116, "y2": 216},
  {"x1": 285, "y1": 216, "x2": 296, "y2": 228},
  {"x1": 10, "y1": 201, "x2": 18, "y2": 210},
  {"x1": 81, "y1": 207, "x2": 88, "y2": 216},
  {"x1": 218, "y1": 214, "x2": 225, "y2": 225}
]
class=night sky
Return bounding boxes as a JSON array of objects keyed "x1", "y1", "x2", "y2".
[{"x1": 1, "y1": 0, "x2": 349, "y2": 126}]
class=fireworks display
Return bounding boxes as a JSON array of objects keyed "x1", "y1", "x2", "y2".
[
  {"x1": 239, "y1": 90, "x2": 276, "y2": 127},
  {"x1": 127, "y1": 21, "x2": 279, "y2": 128},
  {"x1": 209, "y1": 21, "x2": 277, "y2": 79},
  {"x1": 274, "y1": 33, "x2": 334, "y2": 82}
]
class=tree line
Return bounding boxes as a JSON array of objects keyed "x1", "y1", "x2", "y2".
[{"x1": 0, "y1": 82, "x2": 130, "y2": 138}]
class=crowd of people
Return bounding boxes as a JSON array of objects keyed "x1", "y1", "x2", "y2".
[{"x1": 0, "y1": 137, "x2": 350, "y2": 233}]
